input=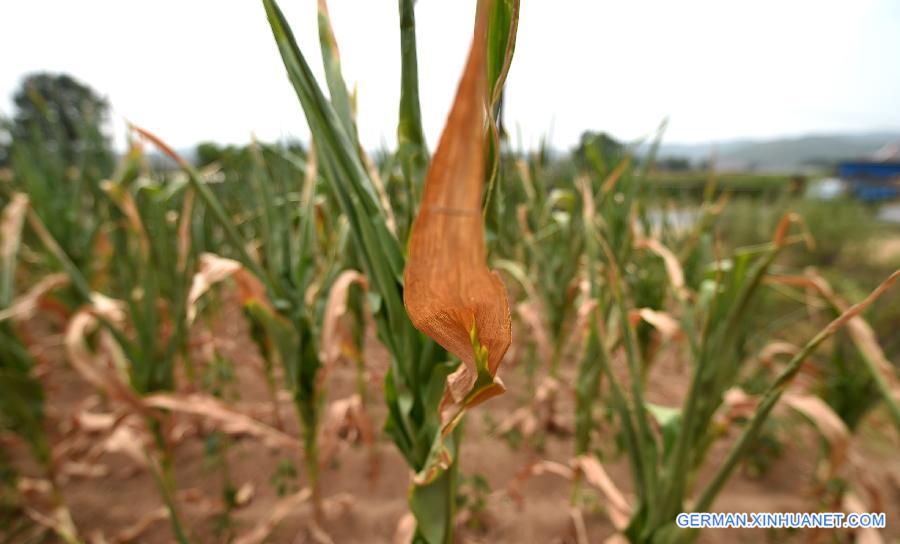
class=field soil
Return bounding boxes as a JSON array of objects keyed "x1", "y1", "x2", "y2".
[{"x1": 5, "y1": 294, "x2": 900, "y2": 544}]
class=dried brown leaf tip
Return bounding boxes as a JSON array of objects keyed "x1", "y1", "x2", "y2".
[
  {"x1": 320, "y1": 270, "x2": 367, "y2": 370},
  {"x1": 1, "y1": 193, "x2": 28, "y2": 264},
  {"x1": 403, "y1": 0, "x2": 511, "y2": 415}
]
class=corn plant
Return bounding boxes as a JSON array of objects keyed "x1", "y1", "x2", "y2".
[
  {"x1": 134, "y1": 125, "x2": 333, "y2": 526},
  {"x1": 0, "y1": 196, "x2": 46, "y2": 464},
  {"x1": 572, "y1": 169, "x2": 900, "y2": 542},
  {"x1": 132, "y1": 11, "x2": 393, "y2": 519},
  {"x1": 129, "y1": 3, "x2": 422, "y2": 523},
  {"x1": 43, "y1": 143, "x2": 199, "y2": 542},
  {"x1": 262, "y1": 0, "x2": 518, "y2": 540},
  {"x1": 100, "y1": 146, "x2": 197, "y2": 394},
  {"x1": 502, "y1": 146, "x2": 586, "y2": 379},
  {"x1": 2, "y1": 100, "x2": 111, "y2": 287},
  {"x1": 0, "y1": 194, "x2": 79, "y2": 543}
]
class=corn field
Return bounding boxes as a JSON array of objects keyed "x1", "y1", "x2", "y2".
[{"x1": 1, "y1": 0, "x2": 899, "y2": 543}]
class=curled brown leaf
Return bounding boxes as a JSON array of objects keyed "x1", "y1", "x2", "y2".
[
  {"x1": 783, "y1": 393, "x2": 849, "y2": 478},
  {"x1": 319, "y1": 270, "x2": 367, "y2": 369},
  {"x1": 629, "y1": 308, "x2": 681, "y2": 341},
  {"x1": 0, "y1": 273, "x2": 68, "y2": 322},
  {"x1": 186, "y1": 259, "x2": 240, "y2": 321},
  {"x1": 403, "y1": 0, "x2": 511, "y2": 412},
  {"x1": 318, "y1": 394, "x2": 377, "y2": 481},
  {"x1": 64, "y1": 303, "x2": 149, "y2": 417},
  {"x1": 636, "y1": 237, "x2": 686, "y2": 297},
  {"x1": 572, "y1": 455, "x2": 632, "y2": 531},
  {"x1": 507, "y1": 459, "x2": 574, "y2": 504},
  {"x1": 142, "y1": 393, "x2": 301, "y2": 452}
]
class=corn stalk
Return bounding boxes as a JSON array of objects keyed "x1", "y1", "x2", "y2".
[{"x1": 262, "y1": 0, "x2": 517, "y2": 541}]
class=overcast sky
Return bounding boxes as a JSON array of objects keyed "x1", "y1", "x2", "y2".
[{"x1": 2, "y1": 0, "x2": 899, "y2": 152}]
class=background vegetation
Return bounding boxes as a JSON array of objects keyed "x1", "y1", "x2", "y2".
[{"x1": 1, "y1": 1, "x2": 899, "y2": 542}]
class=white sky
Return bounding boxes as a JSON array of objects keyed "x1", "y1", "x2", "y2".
[{"x1": 2, "y1": 0, "x2": 899, "y2": 151}]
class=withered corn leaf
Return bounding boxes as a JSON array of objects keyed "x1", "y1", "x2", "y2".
[{"x1": 403, "y1": 0, "x2": 511, "y2": 403}]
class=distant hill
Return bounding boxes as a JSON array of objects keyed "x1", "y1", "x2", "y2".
[{"x1": 654, "y1": 131, "x2": 900, "y2": 171}]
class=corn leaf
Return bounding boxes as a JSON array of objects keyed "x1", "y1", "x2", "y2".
[{"x1": 403, "y1": 0, "x2": 511, "y2": 388}]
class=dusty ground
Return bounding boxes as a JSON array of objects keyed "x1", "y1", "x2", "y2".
[{"x1": 5, "y1": 296, "x2": 900, "y2": 544}]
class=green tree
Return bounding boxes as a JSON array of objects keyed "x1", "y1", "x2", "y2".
[
  {"x1": 4, "y1": 73, "x2": 113, "y2": 276},
  {"x1": 575, "y1": 130, "x2": 626, "y2": 176},
  {"x1": 11, "y1": 72, "x2": 112, "y2": 173},
  {"x1": 657, "y1": 156, "x2": 692, "y2": 172}
]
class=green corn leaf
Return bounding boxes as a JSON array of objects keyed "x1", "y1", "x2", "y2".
[
  {"x1": 263, "y1": 0, "x2": 407, "y2": 328},
  {"x1": 317, "y1": 0, "x2": 357, "y2": 140},
  {"x1": 397, "y1": 0, "x2": 429, "y2": 179},
  {"x1": 249, "y1": 142, "x2": 283, "y2": 285},
  {"x1": 0, "y1": 362, "x2": 49, "y2": 466},
  {"x1": 483, "y1": 0, "x2": 520, "y2": 229},
  {"x1": 646, "y1": 403, "x2": 682, "y2": 463}
]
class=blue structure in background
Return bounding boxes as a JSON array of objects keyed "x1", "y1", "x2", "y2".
[{"x1": 837, "y1": 161, "x2": 900, "y2": 202}]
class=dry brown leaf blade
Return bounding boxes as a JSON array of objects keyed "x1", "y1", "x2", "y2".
[
  {"x1": 808, "y1": 271, "x2": 899, "y2": 393},
  {"x1": 637, "y1": 238, "x2": 686, "y2": 296},
  {"x1": 101, "y1": 180, "x2": 150, "y2": 257},
  {"x1": 769, "y1": 270, "x2": 900, "y2": 408},
  {"x1": 573, "y1": 455, "x2": 632, "y2": 531},
  {"x1": 186, "y1": 252, "x2": 272, "y2": 327},
  {"x1": 570, "y1": 507, "x2": 590, "y2": 544},
  {"x1": 403, "y1": 0, "x2": 510, "y2": 416},
  {"x1": 234, "y1": 487, "x2": 312, "y2": 544},
  {"x1": 1, "y1": 193, "x2": 28, "y2": 264},
  {"x1": 563, "y1": 289, "x2": 600, "y2": 363},
  {"x1": 142, "y1": 393, "x2": 301, "y2": 451},
  {"x1": 0, "y1": 273, "x2": 68, "y2": 322},
  {"x1": 630, "y1": 308, "x2": 681, "y2": 341},
  {"x1": 717, "y1": 387, "x2": 759, "y2": 425},
  {"x1": 516, "y1": 301, "x2": 553, "y2": 363},
  {"x1": 507, "y1": 459, "x2": 574, "y2": 504},
  {"x1": 65, "y1": 306, "x2": 148, "y2": 417},
  {"x1": 186, "y1": 253, "x2": 243, "y2": 323},
  {"x1": 319, "y1": 270, "x2": 367, "y2": 369},
  {"x1": 318, "y1": 394, "x2": 377, "y2": 479},
  {"x1": 783, "y1": 393, "x2": 850, "y2": 477},
  {"x1": 758, "y1": 341, "x2": 800, "y2": 365},
  {"x1": 103, "y1": 424, "x2": 152, "y2": 469}
]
